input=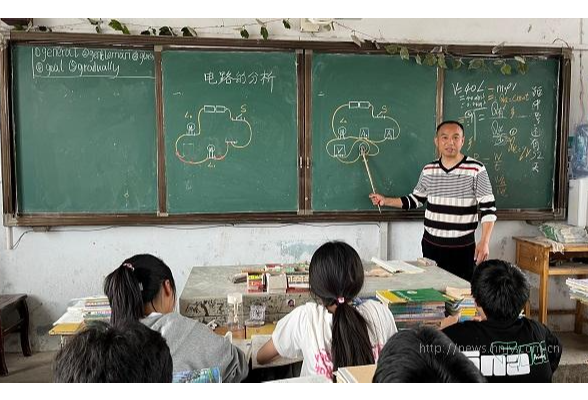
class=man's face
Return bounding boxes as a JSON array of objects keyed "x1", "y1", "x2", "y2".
[{"x1": 434, "y1": 123, "x2": 465, "y2": 159}]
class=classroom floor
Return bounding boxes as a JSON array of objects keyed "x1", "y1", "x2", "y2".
[
  {"x1": 0, "y1": 332, "x2": 586, "y2": 383},
  {"x1": 550, "y1": 332, "x2": 588, "y2": 383},
  {"x1": 0, "y1": 351, "x2": 55, "y2": 383}
]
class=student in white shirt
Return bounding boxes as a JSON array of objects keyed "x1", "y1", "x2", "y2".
[{"x1": 257, "y1": 241, "x2": 397, "y2": 380}]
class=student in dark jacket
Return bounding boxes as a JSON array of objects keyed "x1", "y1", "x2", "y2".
[{"x1": 442, "y1": 259, "x2": 562, "y2": 382}]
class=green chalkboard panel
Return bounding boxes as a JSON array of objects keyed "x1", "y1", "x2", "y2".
[
  {"x1": 443, "y1": 58, "x2": 559, "y2": 209},
  {"x1": 311, "y1": 53, "x2": 438, "y2": 212},
  {"x1": 6, "y1": 36, "x2": 567, "y2": 223},
  {"x1": 12, "y1": 44, "x2": 157, "y2": 213},
  {"x1": 162, "y1": 50, "x2": 299, "y2": 213}
]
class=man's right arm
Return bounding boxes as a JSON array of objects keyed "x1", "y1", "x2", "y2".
[
  {"x1": 369, "y1": 169, "x2": 427, "y2": 210},
  {"x1": 369, "y1": 193, "x2": 403, "y2": 208}
]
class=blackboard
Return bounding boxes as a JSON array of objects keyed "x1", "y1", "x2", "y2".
[
  {"x1": 12, "y1": 44, "x2": 158, "y2": 213},
  {"x1": 3, "y1": 34, "x2": 569, "y2": 224},
  {"x1": 443, "y1": 58, "x2": 560, "y2": 210},
  {"x1": 311, "y1": 53, "x2": 438, "y2": 211},
  {"x1": 162, "y1": 50, "x2": 299, "y2": 213}
]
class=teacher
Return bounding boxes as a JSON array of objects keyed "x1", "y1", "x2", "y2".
[{"x1": 369, "y1": 121, "x2": 496, "y2": 282}]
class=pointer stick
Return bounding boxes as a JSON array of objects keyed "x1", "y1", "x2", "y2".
[{"x1": 361, "y1": 150, "x2": 381, "y2": 214}]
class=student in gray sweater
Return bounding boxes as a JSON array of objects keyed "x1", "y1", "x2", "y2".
[{"x1": 104, "y1": 254, "x2": 248, "y2": 383}]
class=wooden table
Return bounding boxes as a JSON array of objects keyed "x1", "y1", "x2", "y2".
[
  {"x1": 0, "y1": 294, "x2": 32, "y2": 375},
  {"x1": 514, "y1": 236, "x2": 588, "y2": 333}
]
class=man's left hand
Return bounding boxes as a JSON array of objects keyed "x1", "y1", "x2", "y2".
[{"x1": 474, "y1": 242, "x2": 490, "y2": 265}]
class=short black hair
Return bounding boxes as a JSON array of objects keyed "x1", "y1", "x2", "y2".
[
  {"x1": 471, "y1": 259, "x2": 530, "y2": 321},
  {"x1": 373, "y1": 326, "x2": 486, "y2": 383},
  {"x1": 436, "y1": 120, "x2": 465, "y2": 135},
  {"x1": 54, "y1": 320, "x2": 173, "y2": 383}
]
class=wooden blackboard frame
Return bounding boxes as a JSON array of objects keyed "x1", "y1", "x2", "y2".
[{"x1": 0, "y1": 32, "x2": 571, "y2": 226}]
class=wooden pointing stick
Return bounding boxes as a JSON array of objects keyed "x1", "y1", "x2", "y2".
[{"x1": 361, "y1": 149, "x2": 381, "y2": 214}]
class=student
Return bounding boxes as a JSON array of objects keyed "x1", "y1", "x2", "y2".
[
  {"x1": 369, "y1": 120, "x2": 496, "y2": 282},
  {"x1": 256, "y1": 241, "x2": 397, "y2": 380},
  {"x1": 54, "y1": 320, "x2": 172, "y2": 383},
  {"x1": 373, "y1": 326, "x2": 486, "y2": 383},
  {"x1": 442, "y1": 259, "x2": 562, "y2": 382},
  {"x1": 104, "y1": 254, "x2": 249, "y2": 383}
]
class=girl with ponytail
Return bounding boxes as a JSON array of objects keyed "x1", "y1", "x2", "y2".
[
  {"x1": 104, "y1": 254, "x2": 248, "y2": 382},
  {"x1": 256, "y1": 242, "x2": 397, "y2": 380}
]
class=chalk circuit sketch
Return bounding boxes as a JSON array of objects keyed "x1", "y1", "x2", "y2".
[
  {"x1": 175, "y1": 104, "x2": 252, "y2": 166},
  {"x1": 326, "y1": 101, "x2": 400, "y2": 164}
]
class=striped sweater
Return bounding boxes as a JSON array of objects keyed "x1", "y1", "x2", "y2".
[{"x1": 401, "y1": 156, "x2": 497, "y2": 247}]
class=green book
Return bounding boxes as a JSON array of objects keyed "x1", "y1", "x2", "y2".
[{"x1": 391, "y1": 288, "x2": 449, "y2": 303}]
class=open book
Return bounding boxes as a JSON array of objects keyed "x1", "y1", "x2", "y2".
[{"x1": 371, "y1": 257, "x2": 424, "y2": 274}]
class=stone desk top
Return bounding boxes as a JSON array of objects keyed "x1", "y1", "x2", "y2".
[{"x1": 179, "y1": 262, "x2": 469, "y2": 325}]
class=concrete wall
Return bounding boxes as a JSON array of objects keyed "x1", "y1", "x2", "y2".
[{"x1": 1, "y1": 18, "x2": 587, "y2": 351}]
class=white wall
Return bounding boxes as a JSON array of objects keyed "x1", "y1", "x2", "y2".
[{"x1": 1, "y1": 18, "x2": 587, "y2": 351}]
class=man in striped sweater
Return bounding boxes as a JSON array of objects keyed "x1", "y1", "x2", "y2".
[{"x1": 369, "y1": 121, "x2": 496, "y2": 282}]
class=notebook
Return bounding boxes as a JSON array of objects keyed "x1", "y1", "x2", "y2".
[{"x1": 371, "y1": 257, "x2": 425, "y2": 274}]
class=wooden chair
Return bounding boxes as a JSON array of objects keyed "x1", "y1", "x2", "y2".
[{"x1": 0, "y1": 294, "x2": 32, "y2": 375}]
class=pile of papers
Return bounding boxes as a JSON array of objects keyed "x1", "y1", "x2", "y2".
[
  {"x1": 539, "y1": 222, "x2": 588, "y2": 243},
  {"x1": 566, "y1": 278, "x2": 588, "y2": 304}
]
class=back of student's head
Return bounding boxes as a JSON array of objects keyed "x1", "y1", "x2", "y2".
[
  {"x1": 471, "y1": 259, "x2": 529, "y2": 321},
  {"x1": 309, "y1": 241, "x2": 374, "y2": 373},
  {"x1": 104, "y1": 254, "x2": 176, "y2": 326},
  {"x1": 373, "y1": 326, "x2": 485, "y2": 383},
  {"x1": 54, "y1": 320, "x2": 173, "y2": 383}
]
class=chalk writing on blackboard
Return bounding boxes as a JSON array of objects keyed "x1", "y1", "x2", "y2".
[
  {"x1": 203, "y1": 70, "x2": 276, "y2": 93},
  {"x1": 175, "y1": 104, "x2": 253, "y2": 167},
  {"x1": 325, "y1": 101, "x2": 400, "y2": 164},
  {"x1": 31, "y1": 47, "x2": 155, "y2": 79},
  {"x1": 450, "y1": 79, "x2": 548, "y2": 199}
]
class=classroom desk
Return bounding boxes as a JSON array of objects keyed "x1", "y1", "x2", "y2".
[
  {"x1": 212, "y1": 325, "x2": 300, "y2": 368},
  {"x1": 514, "y1": 236, "x2": 588, "y2": 333},
  {"x1": 48, "y1": 322, "x2": 84, "y2": 348},
  {"x1": 180, "y1": 261, "x2": 468, "y2": 380},
  {"x1": 179, "y1": 262, "x2": 470, "y2": 326}
]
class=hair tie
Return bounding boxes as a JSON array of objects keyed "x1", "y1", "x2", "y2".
[
  {"x1": 337, "y1": 297, "x2": 345, "y2": 304},
  {"x1": 123, "y1": 262, "x2": 134, "y2": 271}
]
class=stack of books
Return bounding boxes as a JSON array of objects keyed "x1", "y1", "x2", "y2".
[
  {"x1": 444, "y1": 287, "x2": 479, "y2": 322},
  {"x1": 286, "y1": 271, "x2": 309, "y2": 292},
  {"x1": 376, "y1": 288, "x2": 447, "y2": 330},
  {"x1": 240, "y1": 264, "x2": 310, "y2": 294},
  {"x1": 566, "y1": 278, "x2": 588, "y2": 304},
  {"x1": 285, "y1": 264, "x2": 310, "y2": 293},
  {"x1": 82, "y1": 296, "x2": 111, "y2": 322},
  {"x1": 246, "y1": 271, "x2": 265, "y2": 293}
]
